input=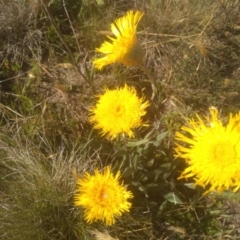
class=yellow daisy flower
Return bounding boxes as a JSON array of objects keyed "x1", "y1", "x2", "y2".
[
  {"x1": 93, "y1": 10, "x2": 144, "y2": 69},
  {"x1": 89, "y1": 84, "x2": 149, "y2": 140},
  {"x1": 175, "y1": 108, "x2": 240, "y2": 193},
  {"x1": 74, "y1": 166, "x2": 133, "y2": 226}
]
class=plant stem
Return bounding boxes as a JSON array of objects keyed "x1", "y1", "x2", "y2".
[
  {"x1": 139, "y1": 64, "x2": 157, "y2": 100},
  {"x1": 41, "y1": 0, "x2": 95, "y2": 94}
]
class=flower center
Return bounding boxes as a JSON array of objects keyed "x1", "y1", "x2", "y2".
[
  {"x1": 98, "y1": 188, "x2": 111, "y2": 206},
  {"x1": 114, "y1": 105, "x2": 124, "y2": 116},
  {"x1": 211, "y1": 141, "x2": 236, "y2": 166}
]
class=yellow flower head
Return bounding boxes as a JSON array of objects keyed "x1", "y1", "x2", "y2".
[
  {"x1": 74, "y1": 166, "x2": 133, "y2": 225},
  {"x1": 175, "y1": 108, "x2": 240, "y2": 193},
  {"x1": 89, "y1": 84, "x2": 149, "y2": 140},
  {"x1": 93, "y1": 10, "x2": 144, "y2": 70}
]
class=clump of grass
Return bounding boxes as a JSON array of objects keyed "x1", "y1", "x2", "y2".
[
  {"x1": 0, "y1": 0, "x2": 41, "y2": 72},
  {"x1": 0, "y1": 132, "x2": 97, "y2": 240}
]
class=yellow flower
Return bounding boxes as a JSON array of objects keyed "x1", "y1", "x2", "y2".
[
  {"x1": 89, "y1": 84, "x2": 149, "y2": 140},
  {"x1": 74, "y1": 166, "x2": 133, "y2": 226},
  {"x1": 175, "y1": 108, "x2": 240, "y2": 193},
  {"x1": 93, "y1": 10, "x2": 144, "y2": 69}
]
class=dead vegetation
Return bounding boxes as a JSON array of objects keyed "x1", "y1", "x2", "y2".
[{"x1": 0, "y1": 0, "x2": 240, "y2": 239}]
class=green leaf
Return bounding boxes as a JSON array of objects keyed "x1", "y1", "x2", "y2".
[
  {"x1": 156, "y1": 200, "x2": 168, "y2": 217},
  {"x1": 127, "y1": 138, "x2": 150, "y2": 147},
  {"x1": 145, "y1": 183, "x2": 167, "y2": 192},
  {"x1": 154, "y1": 131, "x2": 168, "y2": 146},
  {"x1": 111, "y1": 149, "x2": 128, "y2": 158},
  {"x1": 184, "y1": 183, "x2": 196, "y2": 189},
  {"x1": 131, "y1": 181, "x2": 149, "y2": 198},
  {"x1": 164, "y1": 192, "x2": 183, "y2": 204},
  {"x1": 121, "y1": 167, "x2": 134, "y2": 178}
]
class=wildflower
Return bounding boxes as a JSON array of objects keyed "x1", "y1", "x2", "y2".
[
  {"x1": 93, "y1": 10, "x2": 144, "y2": 69},
  {"x1": 89, "y1": 84, "x2": 149, "y2": 140},
  {"x1": 175, "y1": 108, "x2": 240, "y2": 193},
  {"x1": 74, "y1": 166, "x2": 133, "y2": 225}
]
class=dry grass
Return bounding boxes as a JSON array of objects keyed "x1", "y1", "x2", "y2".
[{"x1": 0, "y1": 0, "x2": 240, "y2": 239}]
